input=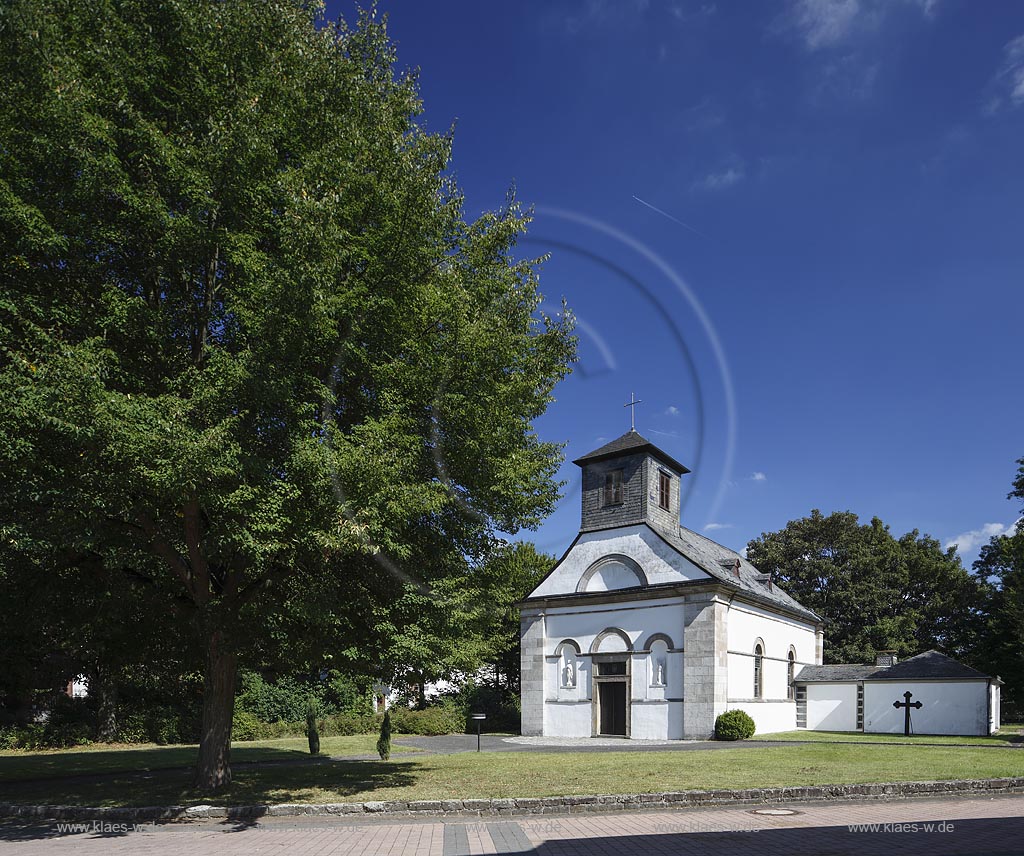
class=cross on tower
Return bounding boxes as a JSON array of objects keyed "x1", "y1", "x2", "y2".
[
  {"x1": 893, "y1": 690, "x2": 923, "y2": 736},
  {"x1": 624, "y1": 392, "x2": 642, "y2": 431}
]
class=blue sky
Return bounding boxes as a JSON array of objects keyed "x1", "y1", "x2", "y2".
[{"x1": 332, "y1": 1, "x2": 1023, "y2": 566}]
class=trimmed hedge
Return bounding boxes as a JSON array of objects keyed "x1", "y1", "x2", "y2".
[
  {"x1": 230, "y1": 710, "x2": 383, "y2": 741},
  {"x1": 389, "y1": 703, "x2": 464, "y2": 736},
  {"x1": 715, "y1": 709, "x2": 756, "y2": 741}
]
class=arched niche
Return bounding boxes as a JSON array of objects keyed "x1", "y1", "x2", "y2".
[
  {"x1": 576, "y1": 554, "x2": 647, "y2": 593},
  {"x1": 641, "y1": 632, "x2": 675, "y2": 651},
  {"x1": 554, "y1": 638, "x2": 582, "y2": 657},
  {"x1": 648, "y1": 638, "x2": 670, "y2": 687},
  {"x1": 590, "y1": 627, "x2": 633, "y2": 654},
  {"x1": 555, "y1": 639, "x2": 581, "y2": 689}
]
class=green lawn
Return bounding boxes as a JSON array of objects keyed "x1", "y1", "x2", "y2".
[
  {"x1": 0, "y1": 742, "x2": 1021, "y2": 807},
  {"x1": 752, "y1": 729, "x2": 1023, "y2": 746},
  {"x1": 0, "y1": 735, "x2": 415, "y2": 783}
]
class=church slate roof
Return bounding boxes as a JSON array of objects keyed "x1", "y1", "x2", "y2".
[
  {"x1": 795, "y1": 650, "x2": 996, "y2": 683},
  {"x1": 648, "y1": 520, "x2": 822, "y2": 623},
  {"x1": 572, "y1": 430, "x2": 691, "y2": 474}
]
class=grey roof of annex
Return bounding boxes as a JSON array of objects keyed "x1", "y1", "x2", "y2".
[{"x1": 796, "y1": 650, "x2": 997, "y2": 683}]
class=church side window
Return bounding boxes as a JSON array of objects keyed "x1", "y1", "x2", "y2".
[
  {"x1": 658, "y1": 471, "x2": 670, "y2": 510},
  {"x1": 603, "y1": 469, "x2": 624, "y2": 506},
  {"x1": 754, "y1": 643, "x2": 764, "y2": 699},
  {"x1": 787, "y1": 649, "x2": 796, "y2": 700}
]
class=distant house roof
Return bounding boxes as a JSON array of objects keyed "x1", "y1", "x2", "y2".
[
  {"x1": 796, "y1": 650, "x2": 997, "y2": 683},
  {"x1": 572, "y1": 430, "x2": 690, "y2": 475}
]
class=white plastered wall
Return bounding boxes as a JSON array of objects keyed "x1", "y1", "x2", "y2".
[
  {"x1": 989, "y1": 683, "x2": 1001, "y2": 734},
  {"x1": 726, "y1": 701, "x2": 796, "y2": 734},
  {"x1": 804, "y1": 682, "x2": 859, "y2": 731},
  {"x1": 724, "y1": 600, "x2": 815, "y2": 734},
  {"x1": 863, "y1": 680, "x2": 989, "y2": 736}
]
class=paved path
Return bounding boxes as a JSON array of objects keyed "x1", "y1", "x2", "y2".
[{"x1": 2, "y1": 793, "x2": 1022, "y2": 854}]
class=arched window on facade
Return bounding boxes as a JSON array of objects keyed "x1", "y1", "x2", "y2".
[
  {"x1": 787, "y1": 648, "x2": 796, "y2": 700},
  {"x1": 753, "y1": 642, "x2": 764, "y2": 699}
]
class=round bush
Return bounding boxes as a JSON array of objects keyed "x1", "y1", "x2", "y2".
[
  {"x1": 231, "y1": 709, "x2": 266, "y2": 742},
  {"x1": 714, "y1": 709, "x2": 755, "y2": 741}
]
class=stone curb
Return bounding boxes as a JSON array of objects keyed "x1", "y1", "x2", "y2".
[{"x1": 2, "y1": 777, "x2": 1023, "y2": 822}]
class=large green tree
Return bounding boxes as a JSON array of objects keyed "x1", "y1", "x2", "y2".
[
  {"x1": 974, "y1": 458, "x2": 1024, "y2": 716},
  {"x1": 309, "y1": 541, "x2": 553, "y2": 707},
  {"x1": 0, "y1": 0, "x2": 574, "y2": 788},
  {"x1": 470, "y1": 541, "x2": 553, "y2": 694},
  {"x1": 746, "y1": 510, "x2": 988, "y2": 664}
]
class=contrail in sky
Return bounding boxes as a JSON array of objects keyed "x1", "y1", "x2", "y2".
[{"x1": 632, "y1": 195, "x2": 706, "y2": 239}]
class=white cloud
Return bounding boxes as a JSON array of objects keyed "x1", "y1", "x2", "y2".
[
  {"x1": 648, "y1": 428, "x2": 682, "y2": 439},
  {"x1": 814, "y1": 53, "x2": 880, "y2": 100},
  {"x1": 750, "y1": 472, "x2": 767, "y2": 482},
  {"x1": 670, "y1": 2, "x2": 717, "y2": 23},
  {"x1": 913, "y1": 0, "x2": 942, "y2": 18},
  {"x1": 555, "y1": 0, "x2": 652, "y2": 36},
  {"x1": 703, "y1": 522, "x2": 733, "y2": 531},
  {"x1": 790, "y1": 0, "x2": 861, "y2": 51},
  {"x1": 944, "y1": 519, "x2": 1021, "y2": 555},
  {"x1": 665, "y1": 405, "x2": 680, "y2": 416},
  {"x1": 784, "y1": 0, "x2": 939, "y2": 52},
  {"x1": 692, "y1": 166, "x2": 744, "y2": 192},
  {"x1": 684, "y1": 96, "x2": 726, "y2": 133},
  {"x1": 987, "y1": 34, "x2": 1024, "y2": 114}
]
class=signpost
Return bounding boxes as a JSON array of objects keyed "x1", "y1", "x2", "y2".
[
  {"x1": 471, "y1": 713, "x2": 486, "y2": 752},
  {"x1": 893, "y1": 691, "x2": 923, "y2": 736}
]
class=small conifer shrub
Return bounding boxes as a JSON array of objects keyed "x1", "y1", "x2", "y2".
[
  {"x1": 377, "y1": 710, "x2": 392, "y2": 761},
  {"x1": 305, "y1": 697, "x2": 321, "y2": 755}
]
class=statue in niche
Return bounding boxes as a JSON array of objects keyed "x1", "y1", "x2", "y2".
[
  {"x1": 655, "y1": 658, "x2": 666, "y2": 686},
  {"x1": 563, "y1": 657, "x2": 576, "y2": 688}
]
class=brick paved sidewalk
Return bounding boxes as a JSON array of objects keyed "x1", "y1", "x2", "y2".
[{"x1": 2, "y1": 793, "x2": 1022, "y2": 855}]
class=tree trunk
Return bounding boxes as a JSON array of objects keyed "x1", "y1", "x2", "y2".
[
  {"x1": 194, "y1": 628, "x2": 238, "y2": 790},
  {"x1": 94, "y1": 666, "x2": 119, "y2": 743},
  {"x1": 417, "y1": 675, "x2": 427, "y2": 710}
]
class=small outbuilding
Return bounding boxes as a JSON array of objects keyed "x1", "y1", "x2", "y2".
[{"x1": 794, "y1": 650, "x2": 1002, "y2": 736}]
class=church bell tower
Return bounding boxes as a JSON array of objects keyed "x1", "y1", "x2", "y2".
[{"x1": 572, "y1": 429, "x2": 690, "y2": 534}]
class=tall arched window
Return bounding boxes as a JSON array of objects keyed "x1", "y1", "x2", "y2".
[
  {"x1": 754, "y1": 643, "x2": 764, "y2": 699},
  {"x1": 787, "y1": 649, "x2": 796, "y2": 699}
]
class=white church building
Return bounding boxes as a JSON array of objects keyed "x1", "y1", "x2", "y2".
[{"x1": 519, "y1": 430, "x2": 1002, "y2": 739}]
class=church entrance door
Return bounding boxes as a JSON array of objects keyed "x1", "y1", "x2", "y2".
[
  {"x1": 593, "y1": 657, "x2": 630, "y2": 737},
  {"x1": 598, "y1": 683, "x2": 627, "y2": 735}
]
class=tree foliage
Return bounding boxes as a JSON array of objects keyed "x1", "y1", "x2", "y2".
[
  {"x1": 973, "y1": 457, "x2": 1024, "y2": 716},
  {"x1": 469, "y1": 542, "x2": 553, "y2": 693},
  {"x1": 746, "y1": 510, "x2": 987, "y2": 665},
  {"x1": 0, "y1": 0, "x2": 574, "y2": 788}
]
